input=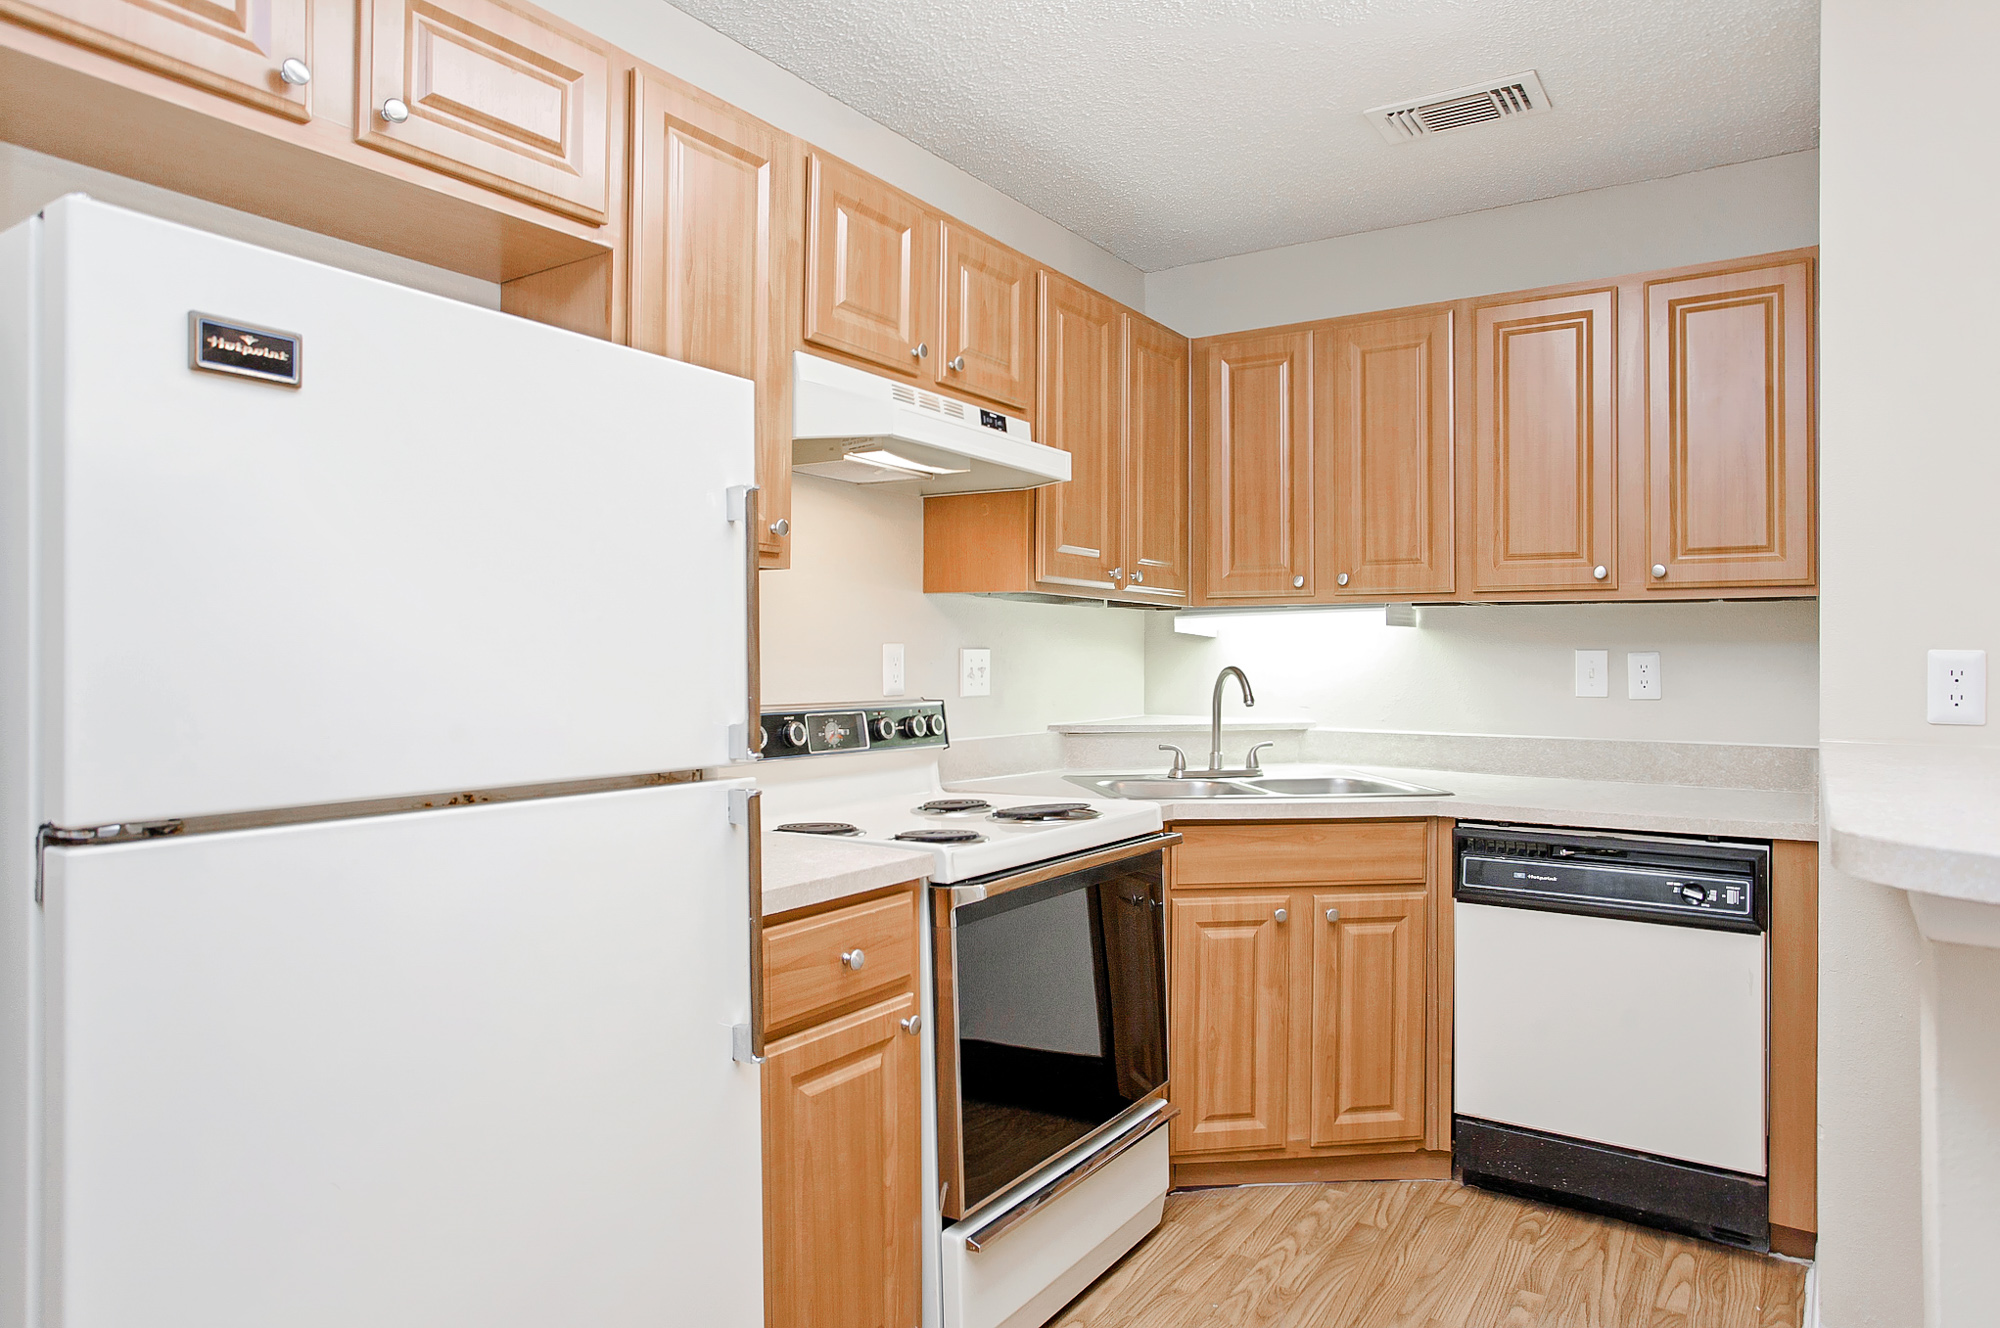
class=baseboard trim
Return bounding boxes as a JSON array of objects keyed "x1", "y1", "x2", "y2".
[{"x1": 1173, "y1": 1150, "x2": 1451, "y2": 1189}]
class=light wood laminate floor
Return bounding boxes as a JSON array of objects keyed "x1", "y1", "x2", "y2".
[{"x1": 1051, "y1": 1181, "x2": 1807, "y2": 1328}]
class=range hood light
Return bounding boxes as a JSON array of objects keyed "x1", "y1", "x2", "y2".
[{"x1": 845, "y1": 447, "x2": 971, "y2": 476}]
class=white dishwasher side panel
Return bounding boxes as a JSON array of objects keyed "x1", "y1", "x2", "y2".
[{"x1": 1453, "y1": 902, "x2": 1767, "y2": 1177}]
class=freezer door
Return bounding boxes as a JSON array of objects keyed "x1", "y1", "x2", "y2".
[
  {"x1": 29, "y1": 197, "x2": 755, "y2": 827},
  {"x1": 38, "y1": 782, "x2": 761, "y2": 1328}
]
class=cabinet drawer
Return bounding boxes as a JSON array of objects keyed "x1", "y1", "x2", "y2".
[
  {"x1": 1176, "y1": 822, "x2": 1427, "y2": 886},
  {"x1": 764, "y1": 890, "x2": 916, "y2": 1033}
]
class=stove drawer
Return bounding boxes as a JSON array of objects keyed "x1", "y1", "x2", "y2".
[{"x1": 765, "y1": 890, "x2": 919, "y2": 1036}]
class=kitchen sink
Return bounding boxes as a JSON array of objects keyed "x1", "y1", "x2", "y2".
[{"x1": 1065, "y1": 769, "x2": 1451, "y2": 801}]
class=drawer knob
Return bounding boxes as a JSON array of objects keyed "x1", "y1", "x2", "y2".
[
  {"x1": 279, "y1": 58, "x2": 312, "y2": 86},
  {"x1": 840, "y1": 948, "x2": 866, "y2": 971},
  {"x1": 1325, "y1": 907, "x2": 1340, "y2": 922},
  {"x1": 900, "y1": 1014, "x2": 922, "y2": 1035},
  {"x1": 380, "y1": 97, "x2": 411, "y2": 124},
  {"x1": 1273, "y1": 908, "x2": 1288, "y2": 923}
]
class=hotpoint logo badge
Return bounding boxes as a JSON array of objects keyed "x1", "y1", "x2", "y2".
[{"x1": 190, "y1": 314, "x2": 302, "y2": 387}]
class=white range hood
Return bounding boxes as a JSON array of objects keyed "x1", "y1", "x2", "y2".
[{"x1": 790, "y1": 352, "x2": 1070, "y2": 493}]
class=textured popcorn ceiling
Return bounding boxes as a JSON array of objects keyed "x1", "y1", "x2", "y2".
[{"x1": 664, "y1": 0, "x2": 1818, "y2": 271}]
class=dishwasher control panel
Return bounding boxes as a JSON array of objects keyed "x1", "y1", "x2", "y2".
[{"x1": 1455, "y1": 824, "x2": 1768, "y2": 933}]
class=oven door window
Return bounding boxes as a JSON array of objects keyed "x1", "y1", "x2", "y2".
[{"x1": 951, "y1": 850, "x2": 1166, "y2": 1211}]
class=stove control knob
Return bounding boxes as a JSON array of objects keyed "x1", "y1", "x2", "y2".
[
  {"x1": 781, "y1": 720, "x2": 808, "y2": 749},
  {"x1": 874, "y1": 717, "x2": 898, "y2": 741},
  {"x1": 901, "y1": 715, "x2": 931, "y2": 738},
  {"x1": 928, "y1": 713, "x2": 946, "y2": 740}
]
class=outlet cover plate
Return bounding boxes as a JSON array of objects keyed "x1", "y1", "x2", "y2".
[
  {"x1": 1628, "y1": 651, "x2": 1662, "y2": 700},
  {"x1": 959, "y1": 648, "x2": 992, "y2": 698},
  {"x1": 882, "y1": 643, "x2": 906, "y2": 697},
  {"x1": 1575, "y1": 650, "x2": 1609, "y2": 698},
  {"x1": 1928, "y1": 649, "x2": 1987, "y2": 724}
]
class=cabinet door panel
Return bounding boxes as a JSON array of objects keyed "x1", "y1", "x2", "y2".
[
  {"x1": 939, "y1": 223, "x2": 1034, "y2": 412},
  {"x1": 1645, "y1": 261, "x2": 1814, "y2": 588},
  {"x1": 0, "y1": 0, "x2": 312, "y2": 118},
  {"x1": 358, "y1": 0, "x2": 610, "y2": 223},
  {"x1": 764, "y1": 995, "x2": 921, "y2": 1328},
  {"x1": 1309, "y1": 891, "x2": 1427, "y2": 1147},
  {"x1": 1035, "y1": 272, "x2": 1121, "y2": 590},
  {"x1": 630, "y1": 73, "x2": 799, "y2": 563},
  {"x1": 803, "y1": 153, "x2": 935, "y2": 377},
  {"x1": 1169, "y1": 893, "x2": 1289, "y2": 1154},
  {"x1": 1320, "y1": 310, "x2": 1453, "y2": 596},
  {"x1": 1122, "y1": 312, "x2": 1190, "y2": 602},
  {"x1": 1196, "y1": 330, "x2": 1312, "y2": 599},
  {"x1": 1470, "y1": 290, "x2": 1616, "y2": 592}
]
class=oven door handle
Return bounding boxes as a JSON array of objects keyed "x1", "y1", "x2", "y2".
[
  {"x1": 946, "y1": 830, "x2": 1183, "y2": 909},
  {"x1": 960, "y1": 1098, "x2": 1179, "y2": 1252}
]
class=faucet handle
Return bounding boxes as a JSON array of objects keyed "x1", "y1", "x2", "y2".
[
  {"x1": 1158, "y1": 744, "x2": 1189, "y2": 778},
  {"x1": 1244, "y1": 742, "x2": 1275, "y2": 774}
]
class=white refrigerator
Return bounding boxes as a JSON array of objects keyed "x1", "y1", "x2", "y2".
[{"x1": 0, "y1": 197, "x2": 765, "y2": 1328}]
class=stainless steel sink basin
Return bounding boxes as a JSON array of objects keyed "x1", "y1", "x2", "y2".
[{"x1": 1064, "y1": 769, "x2": 1451, "y2": 801}]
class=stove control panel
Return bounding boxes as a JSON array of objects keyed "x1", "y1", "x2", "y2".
[{"x1": 759, "y1": 700, "x2": 948, "y2": 758}]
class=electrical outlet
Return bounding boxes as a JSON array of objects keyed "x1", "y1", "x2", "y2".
[
  {"x1": 882, "y1": 643, "x2": 905, "y2": 697},
  {"x1": 1928, "y1": 649, "x2": 1987, "y2": 725},
  {"x1": 959, "y1": 648, "x2": 991, "y2": 698},
  {"x1": 1575, "y1": 650, "x2": 1609, "y2": 698},
  {"x1": 1628, "y1": 651, "x2": 1662, "y2": 700}
]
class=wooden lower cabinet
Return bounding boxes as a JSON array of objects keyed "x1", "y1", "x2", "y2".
[
  {"x1": 762, "y1": 886, "x2": 924, "y2": 1328},
  {"x1": 1168, "y1": 822, "x2": 1442, "y2": 1170}
]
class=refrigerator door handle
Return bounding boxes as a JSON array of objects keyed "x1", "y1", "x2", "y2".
[
  {"x1": 725, "y1": 485, "x2": 763, "y2": 763},
  {"x1": 729, "y1": 787, "x2": 766, "y2": 1064}
]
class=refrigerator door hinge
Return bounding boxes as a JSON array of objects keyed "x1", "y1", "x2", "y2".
[
  {"x1": 724, "y1": 483, "x2": 760, "y2": 524},
  {"x1": 34, "y1": 820, "x2": 187, "y2": 903}
]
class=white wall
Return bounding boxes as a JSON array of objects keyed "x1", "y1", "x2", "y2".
[
  {"x1": 1143, "y1": 150, "x2": 1819, "y2": 338},
  {"x1": 762, "y1": 477, "x2": 1145, "y2": 739},
  {"x1": 1818, "y1": 3, "x2": 2000, "y2": 1324},
  {"x1": 1146, "y1": 602, "x2": 1818, "y2": 747},
  {"x1": 535, "y1": 0, "x2": 1144, "y2": 306}
]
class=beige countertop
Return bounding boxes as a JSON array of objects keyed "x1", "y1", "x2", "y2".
[
  {"x1": 1823, "y1": 742, "x2": 2000, "y2": 904},
  {"x1": 947, "y1": 762, "x2": 1820, "y2": 842},
  {"x1": 762, "y1": 832, "x2": 930, "y2": 917}
]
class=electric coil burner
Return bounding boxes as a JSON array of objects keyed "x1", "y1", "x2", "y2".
[
  {"x1": 774, "y1": 821, "x2": 862, "y2": 837},
  {"x1": 893, "y1": 828, "x2": 986, "y2": 845},
  {"x1": 988, "y1": 801, "x2": 1102, "y2": 823},
  {"x1": 914, "y1": 798, "x2": 993, "y2": 817}
]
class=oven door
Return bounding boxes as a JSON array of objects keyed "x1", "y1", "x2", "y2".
[{"x1": 934, "y1": 834, "x2": 1177, "y2": 1221}]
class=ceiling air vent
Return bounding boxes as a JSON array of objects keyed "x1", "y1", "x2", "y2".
[{"x1": 1365, "y1": 70, "x2": 1553, "y2": 144}]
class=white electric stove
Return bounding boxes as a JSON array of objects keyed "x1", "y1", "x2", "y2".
[{"x1": 754, "y1": 701, "x2": 1175, "y2": 1328}]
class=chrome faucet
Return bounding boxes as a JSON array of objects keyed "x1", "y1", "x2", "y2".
[{"x1": 1208, "y1": 666, "x2": 1253, "y2": 773}]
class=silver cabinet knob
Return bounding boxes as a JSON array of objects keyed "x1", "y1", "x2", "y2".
[
  {"x1": 1131, "y1": 570, "x2": 1143, "y2": 584},
  {"x1": 1273, "y1": 908, "x2": 1288, "y2": 923},
  {"x1": 900, "y1": 1014, "x2": 922, "y2": 1035},
  {"x1": 1592, "y1": 565, "x2": 1608, "y2": 581},
  {"x1": 912, "y1": 342, "x2": 928, "y2": 359},
  {"x1": 1336, "y1": 572, "x2": 1350, "y2": 587},
  {"x1": 948, "y1": 355, "x2": 966, "y2": 371},
  {"x1": 279, "y1": 58, "x2": 312, "y2": 86},
  {"x1": 1109, "y1": 567, "x2": 1123, "y2": 580},
  {"x1": 380, "y1": 97, "x2": 410, "y2": 123},
  {"x1": 1652, "y1": 564, "x2": 1668, "y2": 579},
  {"x1": 1325, "y1": 907, "x2": 1340, "y2": 922},
  {"x1": 768, "y1": 517, "x2": 790, "y2": 538},
  {"x1": 840, "y1": 948, "x2": 866, "y2": 971},
  {"x1": 1292, "y1": 575, "x2": 1305, "y2": 589}
]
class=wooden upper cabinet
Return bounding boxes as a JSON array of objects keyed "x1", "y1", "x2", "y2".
[
  {"x1": 1318, "y1": 310, "x2": 1453, "y2": 598},
  {"x1": 1121, "y1": 312, "x2": 1190, "y2": 602},
  {"x1": 628, "y1": 70, "x2": 800, "y2": 565},
  {"x1": 763, "y1": 994, "x2": 922, "y2": 1328},
  {"x1": 1642, "y1": 259, "x2": 1815, "y2": 589},
  {"x1": 803, "y1": 152, "x2": 936, "y2": 377},
  {"x1": 1035, "y1": 271, "x2": 1121, "y2": 590},
  {"x1": 1195, "y1": 330, "x2": 1313, "y2": 600},
  {"x1": 0, "y1": 0, "x2": 313, "y2": 118},
  {"x1": 357, "y1": 0, "x2": 611, "y2": 224},
  {"x1": 1170, "y1": 893, "x2": 1290, "y2": 1155},
  {"x1": 1468, "y1": 288, "x2": 1618, "y2": 593},
  {"x1": 937, "y1": 222, "x2": 1035, "y2": 412},
  {"x1": 1308, "y1": 890, "x2": 1428, "y2": 1148}
]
